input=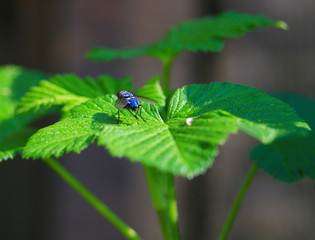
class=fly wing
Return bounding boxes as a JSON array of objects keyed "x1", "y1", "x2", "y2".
[
  {"x1": 115, "y1": 98, "x2": 127, "y2": 110},
  {"x1": 136, "y1": 96, "x2": 158, "y2": 105}
]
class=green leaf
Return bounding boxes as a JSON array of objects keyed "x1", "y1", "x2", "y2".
[
  {"x1": 23, "y1": 95, "x2": 239, "y2": 178},
  {"x1": 135, "y1": 75, "x2": 166, "y2": 106},
  {"x1": 0, "y1": 127, "x2": 36, "y2": 161},
  {"x1": 86, "y1": 45, "x2": 167, "y2": 62},
  {"x1": 21, "y1": 96, "x2": 114, "y2": 158},
  {"x1": 16, "y1": 74, "x2": 133, "y2": 115},
  {"x1": 96, "y1": 75, "x2": 133, "y2": 96},
  {"x1": 0, "y1": 65, "x2": 48, "y2": 161},
  {"x1": 250, "y1": 94, "x2": 315, "y2": 182},
  {"x1": 168, "y1": 83, "x2": 309, "y2": 144},
  {"x1": 86, "y1": 11, "x2": 286, "y2": 62},
  {"x1": 272, "y1": 94, "x2": 315, "y2": 129},
  {"x1": 23, "y1": 81, "x2": 308, "y2": 178},
  {"x1": 22, "y1": 116, "x2": 98, "y2": 159},
  {"x1": 22, "y1": 95, "x2": 161, "y2": 158},
  {"x1": 99, "y1": 110, "x2": 239, "y2": 178},
  {"x1": 0, "y1": 65, "x2": 46, "y2": 119},
  {"x1": 22, "y1": 77, "x2": 162, "y2": 159}
]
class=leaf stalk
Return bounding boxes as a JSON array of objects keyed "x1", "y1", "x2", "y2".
[
  {"x1": 218, "y1": 163, "x2": 258, "y2": 240},
  {"x1": 144, "y1": 166, "x2": 180, "y2": 240},
  {"x1": 162, "y1": 57, "x2": 173, "y2": 93},
  {"x1": 43, "y1": 157, "x2": 142, "y2": 240}
]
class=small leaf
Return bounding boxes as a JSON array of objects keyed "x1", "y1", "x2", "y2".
[
  {"x1": 16, "y1": 74, "x2": 133, "y2": 115},
  {"x1": 86, "y1": 11, "x2": 286, "y2": 62},
  {"x1": 250, "y1": 94, "x2": 315, "y2": 182},
  {"x1": 0, "y1": 65, "x2": 48, "y2": 161}
]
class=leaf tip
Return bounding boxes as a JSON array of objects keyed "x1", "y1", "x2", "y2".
[{"x1": 275, "y1": 20, "x2": 288, "y2": 31}]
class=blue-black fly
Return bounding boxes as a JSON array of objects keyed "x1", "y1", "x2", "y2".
[{"x1": 115, "y1": 90, "x2": 158, "y2": 124}]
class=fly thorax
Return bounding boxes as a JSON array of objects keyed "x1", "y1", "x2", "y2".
[
  {"x1": 118, "y1": 90, "x2": 133, "y2": 98},
  {"x1": 128, "y1": 97, "x2": 140, "y2": 108}
]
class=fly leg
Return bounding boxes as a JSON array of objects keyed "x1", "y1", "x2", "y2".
[
  {"x1": 127, "y1": 108, "x2": 139, "y2": 120},
  {"x1": 138, "y1": 105, "x2": 147, "y2": 122},
  {"x1": 117, "y1": 110, "x2": 120, "y2": 124}
]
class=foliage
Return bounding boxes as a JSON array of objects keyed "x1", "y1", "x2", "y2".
[
  {"x1": 16, "y1": 74, "x2": 132, "y2": 114},
  {"x1": 22, "y1": 80, "x2": 308, "y2": 178},
  {"x1": 1, "y1": 10, "x2": 312, "y2": 240},
  {"x1": 0, "y1": 65, "x2": 47, "y2": 161},
  {"x1": 250, "y1": 94, "x2": 315, "y2": 182},
  {"x1": 135, "y1": 76, "x2": 166, "y2": 107},
  {"x1": 86, "y1": 11, "x2": 287, "y2": 62}
]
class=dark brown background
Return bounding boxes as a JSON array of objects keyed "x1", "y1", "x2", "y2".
[{"x1": 1, "y1": 1, "x2": 315, "y2": 239}]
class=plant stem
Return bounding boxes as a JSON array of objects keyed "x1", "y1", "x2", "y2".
[
  {"x1": 144, "y1": 56, "x2": 181, "y2": 240},
  {"x1": 144, "y1": 166, "x2": 180, "y2": 240},
  {"x1": 144, "y1": 166, "x2": 169, "y2": 239},
  {"x1": 166, "y1": 173, "x2": 180, "y2": 240},
  {"x1": 162, "y1": 57, "x2": 173, "y2": 93},
  {"x1": 218, "y1": 163, "x2": 258, "y2": 240},
  {"x1": 43, "y1": 157, "x2": 142, "y2": 240}
]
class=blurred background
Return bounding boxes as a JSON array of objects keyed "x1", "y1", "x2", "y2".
[{"x1": 1, "y1": 0, "x2": 315, "y2": 239}]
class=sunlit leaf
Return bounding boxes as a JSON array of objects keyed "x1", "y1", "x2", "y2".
[
  {"x1": 16, "y1": 74, "x2": 133, "y2": 115},
  {"x1": 23, "y1": 81, "x2": 308, "y2": 178},
  {"x1": 168, "y1": 83, "x2": 308, "y2": 143}
]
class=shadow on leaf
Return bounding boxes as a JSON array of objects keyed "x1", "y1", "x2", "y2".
[{"x1": 91, "y1": 112, "x2": 117, "y2": 130}]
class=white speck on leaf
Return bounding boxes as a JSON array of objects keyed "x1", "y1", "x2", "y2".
[{"x1": 186, "y1": 117, "x2": 193, "y2": 126}]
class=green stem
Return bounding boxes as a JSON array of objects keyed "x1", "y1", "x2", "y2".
[
  {"x1": 143, "y1": 56, "x2": 180, "y2": 239},
  {"x1": 162, "y1": 57, "x2": 173, "y2": 93},
  {"x1": 44, "y1": 157, "x2": 142, "y2": 240},
  {"x1": 218, "y1": 163, "x2": 258, "y2": 240},
  {"x1": 144, "y1": 166, "x2": 169, "y2": 239},
  {"x1": 144, "y1": 166, "x2": 180, "y2": 240},
  {"x1": 166, "y1": 173, "x2": 180, "y2": 240}
]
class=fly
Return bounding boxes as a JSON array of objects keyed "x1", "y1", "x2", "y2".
[{"x1": 115, "y1": 90, "x2": 158, "y2": 124}]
